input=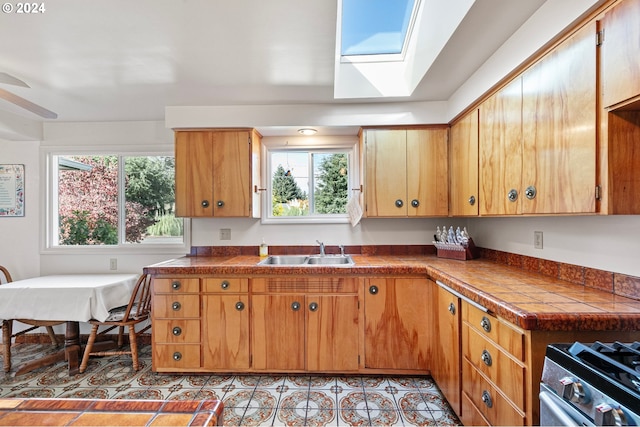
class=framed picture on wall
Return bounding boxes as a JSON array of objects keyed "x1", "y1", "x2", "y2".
[{"x1": 0, "y1": 164, "x2": 25, "y2": 217}]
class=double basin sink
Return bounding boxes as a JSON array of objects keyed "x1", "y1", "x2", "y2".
[{"x1": 257, "y1": 254, "x2": 355, "y2": 266}]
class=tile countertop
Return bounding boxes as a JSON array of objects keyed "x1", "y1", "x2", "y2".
[{"x1": 144, "y1": 255, "x2": 640, "y2": 333}]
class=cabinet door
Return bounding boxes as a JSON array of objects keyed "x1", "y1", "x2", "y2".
[
  {"x1": 407, "y1": 128, "x2": 448, "y2": 216},
  {"x1": 602, "y1": 0, "x2": 640, "y2": 108},
  {"x1": 175, "y1": 131, "x2": 214, "y2": 217},
  {"x1": 430, "y1": 282, "x2": 461, "y2": 416},
  {"x1": 479, "y1": 78, "x2": 523, "y2": 215},
  {"x1": 364, "y1": 130, "x2": 407, "y2": 217},
  {"x1": 212, "y1": 131, "x2": 251, "y2": 217},
  {"x1": 251, "y1": 294, "x2": 305, "y2": 371},
  {"x1": 306, "y1": 295, "x2": 359, "y2": 372},
  {"x1": 522, "y1": 22, "x2": 596, "y2": 214},
  {"x1": 364, "y1": 278, "x2": 429, "y2": 370},
  {"x1": 450, "y1": 109, "x2": 479, "y2": 216},
  {"x1": 202, "y1": 294, "x2": 250, "y2": 370}
]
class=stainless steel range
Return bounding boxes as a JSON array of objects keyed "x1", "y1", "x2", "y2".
[{"x1": 540, "y1": 341, "x2": 640, "y2": 426}]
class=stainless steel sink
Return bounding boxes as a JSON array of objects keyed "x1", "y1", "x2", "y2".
[{"x1": 257, "y1": 255, "x2": 354, "y2": 266}]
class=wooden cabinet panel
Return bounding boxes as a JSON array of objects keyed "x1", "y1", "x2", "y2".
[
  {"x1": 522, "y1": 22, "x2": 596, "y2": 214},
  {"x1": 306, "y1": 295, "x2": 359, "y2": 372},
  {"x1": 175, "y1": 131, "x2": 214, "y2": 217},
  {"x1": 251, "y1": 294, "x2": 305, "y2": 371},
  {"x1": 602, "y1": 0, "x2": 640, "y2": 108},
  {"x1": 479, "y1": 78, "x2": 523, "y2": 215},
  {"x1": 364, "y1": 278, "x2": 429, "y2": 370},
  {"x1": 153, "y1": 278, "x2": 199, "y2": 294},
  {"x1": 203, "y1": 294, "x2": 250, "y2": 370},
  {"x1": 154, "y1": 319, "x2": 201, "y2": 343},
  {"x1": 463, "y1": 304, "x2": 525, "y2": 361},
  {"x1": 212, "y1": 131, "x2": 251, "y2": 217},
  {"x1": 450, "y1": 109, "x2": 479, "y2": 216},
  {"x1": 461, "y1": 392, "x2": 490, "y2": 427},
  {"x1": 202, "y1": 277, "x2": 248, "y2": 293},
  {"x1": 153, "y1": 295, "x2": 200, "y2": 318},
  {"x1": 607, "y1": 111, "x2": 640, "y2": 213},
  {"x1": 430, "y1": 282, "x2": 461, "y2": 416},
  {"x1": 152, "y1": 344, "x2": 201, "y2": 371},
  {"x1": 364, "y1": 130, "x2": 407, "y2": 217},
  {"x1": 406, "y1": 128, "x2": 448, "y2": 216}
]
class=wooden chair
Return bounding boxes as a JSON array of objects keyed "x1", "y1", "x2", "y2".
[
  {"x1": 1, "y1": 266, "x2": 63, "y2": 373},
  {"x1": 79, "y1": 274, "x2": 152, "y2": 373}
]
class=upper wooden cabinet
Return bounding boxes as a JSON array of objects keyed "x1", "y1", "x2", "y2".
[
  {"x1": 363, "y1": 127, "x2": 448, "y2": 217},
  {"x1": 174, "y1": 129, "x2": 261, "y2": 218},
  {"x1": 601, "y1": 0, "x2": 640, "y2": 108},
  {"x1": 450, "y1": 109, "x2": 479, "y2": 216},
  {"x1": 479, "y1": 21, "x2": 597, "y2": 215}
]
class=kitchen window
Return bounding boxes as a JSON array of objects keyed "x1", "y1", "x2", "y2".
[
  {"x1": 262, "y1": 138, "x2": 358, "y2": 223},
  {"x1": 44, "y1": 150, "x2": 189, "y2": 252}
]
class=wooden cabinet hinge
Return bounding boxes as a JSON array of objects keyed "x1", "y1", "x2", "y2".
[
  {"x1": 595, "y1": 185, "x2": 602, "y2": 201},
  {"x1": 596, "y1": 29, "x2": 604, "y2": 46}
]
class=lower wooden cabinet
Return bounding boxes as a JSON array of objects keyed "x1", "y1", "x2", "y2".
[{"x1": 363, "y1": 278, "x2": 430, "y2": 371}]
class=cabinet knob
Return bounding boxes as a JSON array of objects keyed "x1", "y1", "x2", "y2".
[
  {"x1": 172, "y1": 326, "x2": 182, "y2": 336},
  {"x1": 525, "y1": 185, "x2": 537, "y2": 200},
  {"x1": 309, "y1": 302, "x2": 319, "y2": 312},
  {"x1": 481, "y1": 390, "x2": 493, "y2": 408},
  {"x1": 507, "y1": 189, "x2": 518, "y2": 202},
  {"x1": 411, "y1": 199, "x2": 419, "y2": 208},
  {"x1": 480, "y1": 316, "x2": 492, "y2": 333},
  {"x1": 173, "y1": 352, "x2": 182, "y2": 361},
  {"x1": 291, "y1": 301, "x2": 301, "y2": 311},
  {"x1": 172, "y1": 301, "x2": 181, "y2": 311},
  {"x1": 448, "y1": 302, "x2": 456, "y2": 315},
  {"x1": 481, "y1": 349, "x2": 492, "y2": 367},
  {"x1": 235, "y1": 301, "x2": 245, "y2": 311},
  {"x1": 201, "y1": 200, "x2": 210, "y2": 208},
  {"x1": 395, "y1": 199, "x2": 404, "y2": 208},
  {"x1": 369, "y1": 285, "x2": 379, "y2": 295},
  {"x1": 468, "y1": 195, "x2": 476, "y2": 206},
  {"x1": 216, "y1": 200, "x2": 224, "y2": 207},
  {"x1": 171, "y1": 280, "x2": 181, "y2": 290},
  {"x1": 221, "y1": 280, "x2": 230, "y2": 290}
]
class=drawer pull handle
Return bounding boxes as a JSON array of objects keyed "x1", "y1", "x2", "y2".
[
  {"x1": 171, "y1": 280, "x2": 181, "y2": 290},
  {"x1": 221, "y1": 280, "x2": 230, "y2": 290},
  {"x1": 172, "y1": 302, "x2": 181, "y2": 311},
  {"x1": 173, "y1": 352, "x2": 182, "y2": 361},
  {"x1": 525, "y1": 185, "x2": 537, "y2": 200},
  {"x1": 201, "y1": 200, "x2": 210, "y2": 208},
  {"x1": 468, "y1": 195, "x2": 476, "y2": 206},
  {"x1": 395, "y1": 199, "x2": 404, "y2": 208},
  {"x1": 448, "y1": 302, "x2": 456, "y2": 315},
  {"x1": 291, "y1": 301, "x2": 301, "y2": 311},
  {"x1": 309, "y1": 302, "x2": 319, "y2": 312},
  {"x1": 481, "y1": 349, "x2": 492, "y2": 367},
  {"x1": 217, "y1": 200, "x2": 225, "y2": 207},
  {"x1": 481, "y1": 390, "x2": 493, "y2": 408},
  {"x1": 172, "y1": 327, "x2": 182, "y2": 336},
  {"x1": 411, "y1": 199, "x2": 419, "y2": 208},
  {"x1": 507, "y1": 189, "x2": 518, "y2": 202},
  {"x1": 369, "y1": 285, "x2": 379, "y2": 295},
  {"x1": 480, "y1": 316, "x2": 492, "y2": 333},
  {"x1": 235, "y1": 301, "x2": 245, "y2": 311}
]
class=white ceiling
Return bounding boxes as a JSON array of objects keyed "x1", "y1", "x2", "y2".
[{"x1": 0, "y1": 0, "x2": 548, "y2": 126}]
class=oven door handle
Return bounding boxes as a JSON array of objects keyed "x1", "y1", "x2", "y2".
[{"x1": 539, "y1": 391, "x2": 581, "y2": 427}]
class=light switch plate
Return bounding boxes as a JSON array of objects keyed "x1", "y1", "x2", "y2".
[
  {"x1": 534, "y1": 231, "x2": 543, "y2": 249},
  {"x1": 220, "y1": 228, "x2": 231, "y2": 240}
]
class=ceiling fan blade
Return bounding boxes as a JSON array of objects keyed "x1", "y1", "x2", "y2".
[
  {"x1": 0, "y1": 88, "x2": 58, "y2": 119},
  {"x1": 0, "y1": 72, "x2": 30, "y2": 88}
]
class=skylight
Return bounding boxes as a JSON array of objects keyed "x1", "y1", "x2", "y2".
[{"x1": 340, "y1": 0, "x2": 418, "y2": 57}]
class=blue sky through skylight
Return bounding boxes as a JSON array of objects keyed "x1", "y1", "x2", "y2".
[{"x1": 341, "y1": 0, "x2": 417, "y2": 56}]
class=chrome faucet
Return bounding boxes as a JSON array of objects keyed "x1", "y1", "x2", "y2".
[
  {"x1": 339, "y1": 244, "x2": 345, "y2": 256},
  {"x1": 316, "y1": 240, "x2": 325, "y2": 256}
]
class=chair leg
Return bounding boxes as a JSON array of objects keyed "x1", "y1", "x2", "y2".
[
  {"x1": 2, "y1": 320, "x2": 12, "y2": 373},
  {"x1": 79, "y1": 324, "x2": 99, "y2": 374},
  {"x1": 45, "y1": 326, "x2": 60, "y2": 346},
  {"x1": 117, "y1": 326, "x2": 125, "y2": 348},
  {"x1": 128, "y1": 326, "x2": 139, "y2": 371}
]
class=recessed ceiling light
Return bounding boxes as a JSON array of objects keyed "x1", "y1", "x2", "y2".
[{"x1": 298, "y1": 128, "x2": 317, "y2": 136}]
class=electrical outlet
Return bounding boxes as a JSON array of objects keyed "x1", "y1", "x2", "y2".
[
  {"x1": 109, "y1": 258, "x2": 117, "y2": 270},
  {"x1": 534, "y1": 231, "x2": 543, "y2": 249},
  {"x1": 220, "y1": 228, "x2": 231, "y2": 240}
]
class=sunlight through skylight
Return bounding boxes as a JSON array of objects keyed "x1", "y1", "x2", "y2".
[{"x1": 340, "y1": 0, "x2": 417, "y2": 56}]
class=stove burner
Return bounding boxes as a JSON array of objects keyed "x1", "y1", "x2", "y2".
[{"x1": 568, "y1": 341, "x2": 640, "y2": 394}]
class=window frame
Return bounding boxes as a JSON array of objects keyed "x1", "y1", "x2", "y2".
[
  {"x1": 41, "y1": 145, "x2": 190, "y2": 255},
  {"x1": 261, "y1": 137, "x2": 359, "y2": 224}
]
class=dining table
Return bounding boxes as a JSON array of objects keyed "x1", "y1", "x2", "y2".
[{"x1": 0, "y1": 273, "x2": 139, "y2": 376}]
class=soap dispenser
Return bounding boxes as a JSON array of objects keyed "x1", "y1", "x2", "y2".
[{"x1": 259, "y1": 238, "x2": 269, "y2": 257}]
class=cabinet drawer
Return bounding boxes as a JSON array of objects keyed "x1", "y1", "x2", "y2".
[
  {"x1": 203, "y1": 277, "x2": 248, "y2": 293},
  {"x1": 153, "y1": 344, "x2": 201, "y2": 370},
  {"x1": 461, "y1": 392, "x2": 490, "y2": 427},
  {"x1": 153, "y1": 295, "x2": 200, "y2": 318},
  {"x1": 153, "y1": 278, "x2": 199, "y2": 294},
  {"x1": 463, "y1": 324, "x2": 526, "y2": 410},
  {"x1": 252, "y1": 277, "x2": 358, "y2": 293},
  {"x1": 153, "y1": 319, "x2": 201, "y2": 343},
  {"x1": 463, "y1": 303, "x2": 524, "y2": 360},
  {"x1": 462, "y1": 359, "x2": 525, "y2": 426}
]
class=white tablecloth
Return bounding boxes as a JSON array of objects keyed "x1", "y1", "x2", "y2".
[{"x1": 0, "y1": 274, "x2": 139, "y2": 322}]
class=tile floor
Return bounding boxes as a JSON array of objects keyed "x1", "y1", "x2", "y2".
[{"x1": 0, "y1": 342, "x2": 461, "y2": 426}]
